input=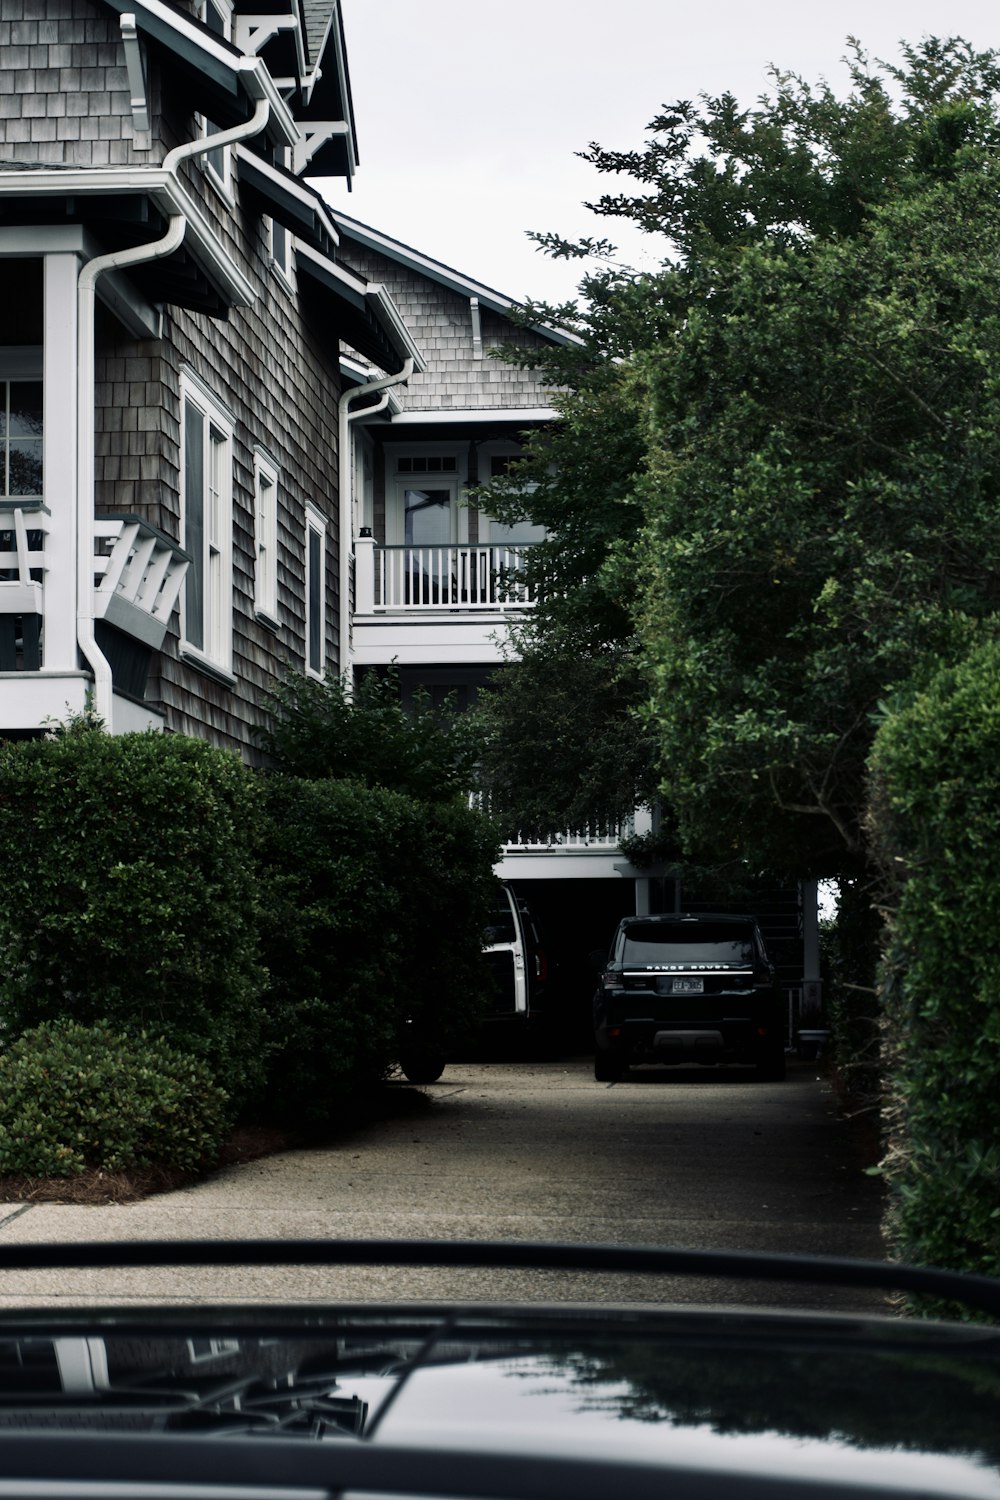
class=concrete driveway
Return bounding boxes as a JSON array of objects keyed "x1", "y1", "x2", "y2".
[{"x1": 0, "y1": 1055, "x2": 884, "y2": 1309}]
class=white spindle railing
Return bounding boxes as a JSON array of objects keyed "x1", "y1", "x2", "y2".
[
  {"x1": 375, "y1": 543, "x2": 536, "y2": 610},
  {"x1": 469, "y1": 791, "x2": 632, "y2": 852}
]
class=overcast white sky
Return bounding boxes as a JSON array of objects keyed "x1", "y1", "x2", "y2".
[{"x1": 318, "y1": 0, "x2": 999, "y2": 307}]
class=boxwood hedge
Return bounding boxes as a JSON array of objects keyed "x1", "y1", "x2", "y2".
[
  {"x1": 867, "y1": 640, "x2": 1000, "y2": 1287},
  {"x1": 0, "y1": 726, "x2": 264, "y2": 1108},
  {"x1": 254, "y1": 773, "x2": 499, "y2": 1125}
]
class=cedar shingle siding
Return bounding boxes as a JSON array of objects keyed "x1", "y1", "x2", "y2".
[
  {"x1": 338, "y1": 235, "x2": 555, "y2": 413},
  {"x1": 1, "y1": 0, "x2": 345, "y2": 758}
]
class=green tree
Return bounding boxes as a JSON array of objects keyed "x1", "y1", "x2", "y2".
[
  {"x1": 258, "y1": 668, "x2": 478, "y2": 804},
  {"x1": 492, "y1": 37, "x2": 1000, "y2": 880}
]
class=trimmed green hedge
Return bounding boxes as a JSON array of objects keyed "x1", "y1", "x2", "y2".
[
  {"x1": 0, "y1": 726, "x2": 264, "y2": 1107},
  {"x1": 867, "y1": 640, "x2": 1000, "y2": 1290},
  {"x1": 0, "y1": 1020, "x2": 228, "y2": 1177},
  {"x1": 255, "y1": 774, "x2": 499, "y2": 1125}
]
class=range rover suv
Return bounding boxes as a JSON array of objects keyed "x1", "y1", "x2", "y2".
[{"x1": 593, "y1": 912, "x2": 786, "y2": 1081}]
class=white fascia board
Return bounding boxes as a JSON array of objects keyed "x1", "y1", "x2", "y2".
[
  {"x1": 238, "y1": 57, "x2": 300, "y2": 147},
  {"x1": 234, "y1": 144, "x2": 336, "y2": 243},
  {"x1": 0, "y1": 168, "x2": 255, "y2": 308},
  {"x1": 0, "y1": 672, "x2": 91, "y2": 729},
  {"x1": 296, "y1": 245, "x2": 423, "y2": 370},
  {"x1": 365, "y1": 285, "x2": 426, "y2": 373},
  {"x1": 351, "y1": 617, "x2": 521, "y2": 665},
  {"x1": 386, "y1": 407, "x2": 558, "y2": 425}
]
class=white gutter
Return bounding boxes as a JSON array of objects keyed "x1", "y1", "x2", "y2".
[
  {"x1": 163, "y1": 95, "x2": 269, "y2": 174},
  {"x1": 337, "y1": 360, "x2": 414, "y2": 679},
  {"x1": 78, "y1": 98, "x2": 273, "y2": 728}
]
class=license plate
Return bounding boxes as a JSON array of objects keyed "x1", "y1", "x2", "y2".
[{"x1": 671, "y1": 977, "x2": 704, "y2": 995}]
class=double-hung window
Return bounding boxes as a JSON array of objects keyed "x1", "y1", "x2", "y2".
[
  {"x1": 181, "y1": 372, "x2": 233, "y2": 674},
  {"x1": 253, "y1": 449, "x2": 279, "y2": 625},
  {"x1": 198, "y1": 0, "x2": 233, "y2": 192},
  {"x1": 0, "y1": 361, "x2": 42, "y2": 501},
  {"x1": 305, "y1": 502, "x2": 327, "y2": 678}
]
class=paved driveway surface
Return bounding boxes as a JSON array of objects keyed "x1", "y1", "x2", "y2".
[{"x1": 0, "y1": 1056, "x2": 884, "y2": 1309}]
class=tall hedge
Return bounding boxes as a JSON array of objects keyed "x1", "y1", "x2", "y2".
[
  {"x1": 0, "y1": 726, "x2": 264, "y2": 1106},
  {"x1": 255, "y1": 774, "x2": 499, "y2": 1125},
  {"x1": 867, "y1": 640, "x2": 1000, "y2": 1286}
]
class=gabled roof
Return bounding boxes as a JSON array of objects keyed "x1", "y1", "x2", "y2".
[
  {"x1": 295, "y1": 2, "x2": 359, "y2": 183},
  {"x1": 100, "y1": 0, "x2": 298, "y2": 146},
  {"x1": 333, "y1": 213, "x2": 582, "y2": 347}
]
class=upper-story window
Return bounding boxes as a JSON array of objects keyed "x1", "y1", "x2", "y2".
[
  {"x1": 0, "y1": 369, "x2": 42, "y2": 501},
  {"x1": 481, "y1": 450, "x2": 545, "y2": 547},
  {"x1": 180, "y1": 370, "x2": 233, "y2": 674},
  {"x1": 305, "y1": 502, "x2": 327, "y2": 678},
  {"x1": 267, "y1": 148, "x2": 294, "y2": 287},
  {"x1": 199, "y1": 0, "x2": 233, "y2": 192},
  {"x1": 253, "y1": 448, "x2": 279, "y2": 625},
  {"x1": 0, "y1": 261, "x2": 43, "y2": 505}
]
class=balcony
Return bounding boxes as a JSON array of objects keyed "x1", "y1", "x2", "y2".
[{"x1": 352, "y1": 537, "x2": 537, "y2": 667}]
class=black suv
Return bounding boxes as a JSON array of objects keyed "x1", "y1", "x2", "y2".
[{"x1": 593, "y1": 913, "x2": 786, "y2": 1081}]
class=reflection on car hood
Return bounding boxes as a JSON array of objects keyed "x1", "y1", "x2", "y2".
[{"x1": 1, "y1": 1302, "x2": 1000, "y2": 1494}]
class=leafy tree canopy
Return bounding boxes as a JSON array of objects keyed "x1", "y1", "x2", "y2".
[
  {"x1": 489, "y1": 36, "x2": 1000, "y2": 877},
  {"x1": 258, "y1": 668, "x2": 479, "y2": 805}
]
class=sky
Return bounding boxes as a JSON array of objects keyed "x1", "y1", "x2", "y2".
[{"x1": 316, "y1": 0, "x2": 999, "y2": 308}]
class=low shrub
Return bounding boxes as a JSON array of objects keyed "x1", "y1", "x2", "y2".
[
  {"x1": 255, "y1": 774, "x2": 498, "y2": 1126},
  {"x1": 0, "y1": 725, "x2": 264, "y2": 1105},
  {"x1": 0, "y1": 1020, "x2": 229, "y2": 1177},
  {"x1": 867, "y1": 640, "x2": 1000, "y2": 1295}
]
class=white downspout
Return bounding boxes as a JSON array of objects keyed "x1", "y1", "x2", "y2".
[
  {"x1": 337, "y1": 358, "x2": 414, "y2": 681},
  {"x1": 77, "y1": 98, "x2": 272, "y2": 728}
]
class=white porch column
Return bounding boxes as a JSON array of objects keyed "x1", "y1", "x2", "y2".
[
  {"x1": 42, "y1": 253, "x2": 80, "y2": 671},
  {"x1": 354, "y1": 529, "x2": 376, "y2": 614}
]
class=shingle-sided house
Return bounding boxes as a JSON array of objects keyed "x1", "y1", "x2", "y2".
[{"x1": 0, "y1": 0, "x2": 420, "y2": 753}]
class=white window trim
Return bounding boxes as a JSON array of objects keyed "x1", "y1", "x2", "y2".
[
  {"x1": 253, "y1": 446, "x2": 280, "y2": 629},
  {"x1": 179, "y1": 368, "x2": 234, "y2": 677},
  {"x1": 267, "y1": 217, "x2": 295, "y2": 292},
  {"x1": 305, "y1": 500, "x2": 327, "y2": 679},
  {"x1": 197, "y1": 0, "x2": 235, "y2": 199}
]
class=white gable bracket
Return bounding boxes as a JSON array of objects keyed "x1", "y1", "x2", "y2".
[
  {"x1": 292, "y1": 120, "x2": 349, "y2": 175},
  {"x1": 119, "y1": 14, "x2": 151, "y2": 147},
  {"x1": 470, "y1": 296, "x2": 483, "y2": 360},
  {"x1": 233, "y1": 14, "x2": 297, "y2": 55}
]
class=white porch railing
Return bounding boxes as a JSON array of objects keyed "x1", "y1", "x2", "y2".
[
  {"x1": 469, "y1": 791, "x2": 632, "y2": 853},
  {"x1": 370, "y1": 542, "x2": 537, "y2": 611},
  {"x1": 0, "y1": 507, "x2": 45, "y2": 670}
]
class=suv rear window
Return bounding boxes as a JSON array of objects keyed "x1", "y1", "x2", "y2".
[{"x1": 621, "y1": 923, "x2": 755, "y2": 967}]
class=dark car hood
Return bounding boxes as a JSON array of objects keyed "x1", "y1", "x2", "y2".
[{"x1": 1, "y1": 1302, "x2": 999, "y2": 1497}]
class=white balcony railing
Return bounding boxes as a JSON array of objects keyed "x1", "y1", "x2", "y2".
[
  {"x1": 369, "y1": 542, "x2": 537, "y2": 611},
  {"x1": 469, "y1": 791, "x2": 633, "y2": 854}
]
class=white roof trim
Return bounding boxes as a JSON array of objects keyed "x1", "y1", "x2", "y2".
[
  {"x1": 0, "y1": 167, "x2": 255, "y2": 308},
  {"x1": 334, "y1": 213, "x2": 582, "y2": 347},
  {"x1": 385, "y1": 408, "x2": 558, "y2": 425}
]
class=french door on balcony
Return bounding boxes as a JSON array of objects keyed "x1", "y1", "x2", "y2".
[{"x1": 385, "y1": 477, "x2": 462, "y2": 606}]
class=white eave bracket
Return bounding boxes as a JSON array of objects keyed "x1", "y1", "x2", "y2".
[
  {"x1": 120, "y1": 14, "x2": 151, "y2": 149},
  {"x1": 292, "y1": 120, "x2": 350, "y2": 176},
  {"x1": 234, "y1": 13, "x2": 305, "y2": 78},
  {"x1": 470, "y1": 296, "x2": 483, "y2": 359}
]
